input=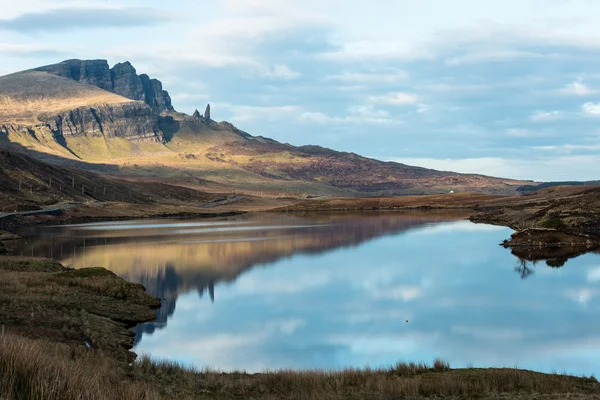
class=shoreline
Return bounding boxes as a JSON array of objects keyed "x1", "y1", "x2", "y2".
[
  {"x1": 0, "y1": 257, "x2": 161, "y2": 362},
  {"x1": 1, "y1": 186, "x2": 599, "y2": 256}
]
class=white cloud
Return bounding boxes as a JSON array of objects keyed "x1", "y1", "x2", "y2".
[
  {"x1": 367, "y1": 92, "x2": 419, "y2": 106},
  {"x1": 582, "y1": 102, "x2": 600, "y2": 116},
  {"x1": 372, "y1": 285, "x2": 423, "y2": 301},
  {"x1": 385, "y1": 155, "x2": 600, "y2": 181},
  {"x1": 278, "y1": 319, "x2": 304, "y2": 335},
  {"x1": 587, "y1": 267, "x2": 600, "y2": 283},
  {"x1": 222, "y1": 104, "x2": 301, "y2": 122},
  {"x1": 444, "y1": 50, "x2": 555, "y2": 66},
  {"x1": 530, "y1": 110, "x2": 563, "y2": 122},
  {"x1": 566, "y1": 288, "x2": 597, "y2": 306},
  {"x1": 326, "y1": 71, "x2": 408, "y2": 84},
  {"x1": 506, "y1": 128, "x2": 532, "y2": 137},
  {"x1": 0, "y1": 43, "x2": 78, "y2": 56},
  {"x1": 533, "y1": 143, "x2": 600, "y2": 153},
  {"x1": 298, "y1": 105, "x2": 399, "y2": 125},
  {"x1": 170, "y1": 93, "x2": 209, "y2": 104},
  {"x1": 320, "y1": 40, "x2": 431, "y2": 62},
  {"x1": 559, "y1": 81, "x2": 598, "y2": 96},
  {"x1": 423, "y1": 83, "x2": 491, "y2": 93},
  {"x1": 260, "y1": 63, "x2": 302, "y2": 80},
  {"x1": 298, "y1": 112, "x2": 331, "y2": 124}
]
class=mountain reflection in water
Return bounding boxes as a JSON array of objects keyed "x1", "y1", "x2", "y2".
[
  {"x1": 12, "y1": 211, "x2": 600, "y2": 375},
  {"x1": 15, "y1": 212, "x2": 469, "y2": 342}
]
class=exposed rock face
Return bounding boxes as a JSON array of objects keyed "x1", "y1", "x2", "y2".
[
  {"x1": 204, "y1": 103, "x2": 211, "y2": 120},
  {"x1": 0, "y1": 103, "x2": 164, "y2": 149},
  {"x1": 34, "y1": 59, "x2": 174, "y2": 113},
  {"x1": 110, "y1": 62, "x2": 145, "y2": 101},
  {"x1": 139, "y1": 74, "x2": 172, "y2": 113},
  {"x1": 37, "y1": 103, "x2": 164, "y2": 142},
  {"x1": 35, "y1": 59, "x2": 113, "y2": 92}
]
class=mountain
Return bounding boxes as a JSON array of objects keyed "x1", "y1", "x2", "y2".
[{"x1": 0, "y1": 60, "x2": 533, "y2": 196}]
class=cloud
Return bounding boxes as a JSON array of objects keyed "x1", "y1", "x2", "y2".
[
  {"x1": 367, "y1": 92, "x2": 419, "y2": 106},
  {"x1": 326, "y1": 71, "x2": 408, "y2": 84},
  {"x1": 530, "y1": 110, "x2": 563, "y2": 122},
  {"x1": 582, "y1": 102, "x2": 600, "y2": 116},
  {"x1": 533, "y1": 143, "x2": 600, "y2": 153},
  {"x1": 298, "y1": 105, "x2": 399, "y2": 125},
  {"x1": 320, "y1": 40, "x2": 431, "y2": 62},
  {"x1": 222, "y1": 104, "x2": 301, "y2": 123},
  {"x1": 559, "y1": 81, "x2": 598, "y2": 96},
  {"x1": 372, "y1": 285, "x2": 423, "y2": 301},
  {"x1": 566, "y1": 288, "x2": 597, "y2": 306},
  {"x1": 385, "y1": 155, "x2": 600, "y2": 181},
  {"x1": 444, "y1": 50, "x2": 556, "y2": 66},
  {"x1": 261, "y1": 64, "x2": 302, "y2": 80},
  {"x1": 0, "y1": 7, "x2": 173, "y2": 32},
  {"x1": 506, "y1": 128, "x2": 532, "y2": 137},
  {"x1": 587, "y1": 267, "x2": 600, "y2": 283},
  {"x1": 0, "y1": 43, "x2": 76, "y2": 58}
]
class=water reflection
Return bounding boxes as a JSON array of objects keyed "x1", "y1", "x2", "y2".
[
  {"x1": 11, "y1": 212, "x2": 600, "y2": 375},
  {"x1": 510, "y1": 246, "x2": 600, "y2": 279},
  {"x1": 14, "y1": 212, "x2": 469, "y2": 343}
]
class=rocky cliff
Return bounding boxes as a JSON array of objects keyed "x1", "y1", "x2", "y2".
[
  {"x1": 34, "y1": 59, "x2": 174, "y2": 113},
  {"x1": 1, "y1": 102, "x2": 164, "y2": 150},
  {"x1": 38, "y1": 103, "x2": 163, "y2": 142}
]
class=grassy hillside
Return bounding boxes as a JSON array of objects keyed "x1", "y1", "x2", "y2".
[
  {"x1": 0, "y1": 149, "x2": 219, "y2": 213},
  {"x1": 0, "y1": 71, "x2": 133, "y2": 124}
]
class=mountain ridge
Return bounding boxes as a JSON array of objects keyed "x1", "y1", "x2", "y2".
[
  {"x1": 0, "y1": 59, "x2": 535, "y2": 196},
  {"x1": 33, "y1": 59, "x2": 173, "y2": 113}
]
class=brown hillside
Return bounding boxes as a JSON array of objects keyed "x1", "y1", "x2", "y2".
[{"x1": 0, "y1": 71, "x2": 133, "y2": 124}]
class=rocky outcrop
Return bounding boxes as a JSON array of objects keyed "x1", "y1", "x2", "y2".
[
  {"x1": 139, "y1": 74, "x2": 172, "y2": 113},
  {"x1": 0, "y1": 103, "x2": 164, "y2": 149},
  {"x1": 204, "y1": 103, "x2": 211, "y2": 120},
  {"x1": 110, "y1": 62, "x2": 145, "y2": 101},
  {"x1": 34, "y1": 60, "x2": 174, "y2": 113},
  {"x1": 35, "y1": 59, "x2": 113, "y2": 92},
  {"x1": 37, "y1": 103, "x2": 164, "y2": 142}
]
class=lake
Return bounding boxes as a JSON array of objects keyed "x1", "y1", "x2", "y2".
[{"x1": 11, "y1": 211, "x2": 600, "y2": 376}]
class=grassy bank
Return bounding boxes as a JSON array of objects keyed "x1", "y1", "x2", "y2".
[
  {"x1": 0, "y1": 257, "x2": 160, "y2": 362},
  {"x1": 1, "y1": 332, "x2": 599, "y2": 400}
]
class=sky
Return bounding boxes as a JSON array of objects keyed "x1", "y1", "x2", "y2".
[{"x1": 1, "y1": 0, "x2": 600, "y2": 181}]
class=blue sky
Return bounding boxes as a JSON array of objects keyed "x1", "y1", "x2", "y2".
[{"x1": 1, "y1": 0, "x2": 600, "y2": 181}]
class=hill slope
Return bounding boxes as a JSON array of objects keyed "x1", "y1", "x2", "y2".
[
  {"x1": 0, "y1": 71, "x2": 132, "y2": 124},
  {"x1": 0, "y1": 60, "x2": 533, "y2": 196}
]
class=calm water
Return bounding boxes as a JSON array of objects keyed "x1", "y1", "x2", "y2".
[{"x1": 12, "y1": 212, "x2": 600, "y2": 375}]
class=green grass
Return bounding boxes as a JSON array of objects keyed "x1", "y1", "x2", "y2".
[{"x1": 0, "y1": 258, "x2": 160, "y2": 362}]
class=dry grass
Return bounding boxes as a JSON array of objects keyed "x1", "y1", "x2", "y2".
[
  {"x1": 0, "y1": 333, "x2": 158, "y2": 400},
  {"x1": 0, "y1": 71, "x2": 131, "y2": 123},
  {"x1": 0, "y1": 258, "x2": 160, "y2": 362},
  {"x1": 129, "y1": 356, "x2": 600, "y2": 400},
  {"x1": 1, "y1": 334, "x2": 598, "y2": 400}
]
